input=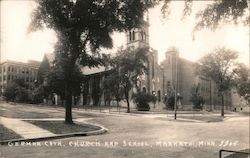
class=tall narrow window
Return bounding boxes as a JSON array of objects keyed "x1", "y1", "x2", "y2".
[
  {"x1": 129, "y1": 31, "x2": 132, "y2": 41},
  {"x1": 141, "y1": 31, "x2": 144, "y2": 40},
  {"x1": 158, "y1": 90, "x2": 161, "y2": 101},
  {"x1": 132, "y1": 30, "x2": 135, "y2": 40}
]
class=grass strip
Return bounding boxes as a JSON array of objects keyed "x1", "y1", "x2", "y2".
[
  {"x1": 0, "y1": 124, "x2": 22, "y2": 141},
  {"x1": 26, "y1": 120, "x2": 101, "y2": 134}
]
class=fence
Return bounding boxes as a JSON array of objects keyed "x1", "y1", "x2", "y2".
[{"x1": 219, "y1": 149, "x2": 250, "y2": 158}]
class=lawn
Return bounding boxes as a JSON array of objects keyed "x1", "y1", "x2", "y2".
[
  {"x1": 179, "y1": 115, "x2": 224, "y2": 122},
  {"x1": 26, "y1": 120, "x2": 101, "y2": 134},
  {"x1": 0, "y1": 124, "x2": 22, "y2": 141}
]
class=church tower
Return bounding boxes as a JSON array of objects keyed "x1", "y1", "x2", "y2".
[
  {"x1": 126, "y1": 14, "x2": 149, "y2": 49},
  {"x1": 125, "y1": 13, "x2": 162, "y2": 97}
]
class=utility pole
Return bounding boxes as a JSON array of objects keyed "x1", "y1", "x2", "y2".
[{"x1": 174, "y1": 53, "x2": 178, "y2": 120}]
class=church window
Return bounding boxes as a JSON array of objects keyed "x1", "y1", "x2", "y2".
[
  {"x1": 157, "y1": 90, "x2": 161, "y2": 101},
  {"x1": 141, "y1": 31, "x2": 144, "y2": 40},
  {"x1": 129, "y1": 31, "x2": 132, "y2": 41},
  {"x1": 167, "y1": 81, "x2": 170, "y2": 86},
  {"x1": 132, "y1": 31, "x2": 135, "y2": 40}
]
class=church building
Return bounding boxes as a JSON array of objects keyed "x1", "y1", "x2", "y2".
[{"x1": 38, "y1": 14, "x2": 233, "y2": 111}]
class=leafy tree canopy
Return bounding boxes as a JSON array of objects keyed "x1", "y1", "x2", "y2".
[
  {"x1": 46, "y1": 52, "x2": 83, "y2": 98},
  {"x1": 161, "y1": 0, "x2": 249, "y2": 31},
  {"x1": 234, "y1": 64, "x2": 250, "y2": 101},
  {"x1": 114, "y1": 47, "x2": 149, "y2": 87},
  {"x1": 105, "y1": 47, "x2": 149, "y2": 112},
  {"x1": 29, "y1": 0, "x2": 153, "y2": 57},
  {"x1": 29, "y1": 0, "x2": 154, "y2": 123},
  {"x1": 197, "y1": 47, "x2": 239, "y2": 93},
  {"x1": 197, "y1": 47, "x2": 241, "y2": 116}
]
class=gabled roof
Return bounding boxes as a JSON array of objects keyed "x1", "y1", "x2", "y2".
[
  {"x1": 80, "y1": 66, "x2": 112, "y2": 75},
  {"x1": 43, "y1": 53, "x2": 111, "y2": 75}
]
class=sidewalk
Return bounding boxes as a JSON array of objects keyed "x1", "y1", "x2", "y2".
[
  {"x1": 0, "y1": 117, "x2": 56, "y2": 139},
  {"x1": 0, "y1": 116, "x2": 107, "y2": 144}
]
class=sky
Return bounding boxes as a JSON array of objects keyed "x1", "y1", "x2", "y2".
[{"x1": 0, "y1": 0, "x2": 249, "y2": 66}]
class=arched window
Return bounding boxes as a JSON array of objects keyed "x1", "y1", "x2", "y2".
[
  {"x1": 132, "y1": 30, "x2": 135, "y2": 40},
  {"x1": 129, "y1": 31, "x2": 132, "y2": 41},
  {"x1": 141, "y1": 31, "x2": 144, "y2": 40},
  {"x1": 167, "y1": 81, "x2": 171, "y2": 86},
  {"x1": 157, "y1": 90, "x2": 161, "y2": 101}
]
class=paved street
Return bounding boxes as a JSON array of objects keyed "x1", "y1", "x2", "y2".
[{"x1": 0, "y1": 102, "x2": 249, "y2": 158}]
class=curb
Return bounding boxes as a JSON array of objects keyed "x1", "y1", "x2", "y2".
[
  {"x1": 164, "y1": 117, "x2": 225, "y2": 123},
  {"x1": 166, "y1": 117, "x2": 205, "y2": 123},
  {"x1": 0, "y1": 123, "x2": 108, "y2": 146}
]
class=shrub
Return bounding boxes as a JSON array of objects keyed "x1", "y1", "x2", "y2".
[
  {"x1": 31, "y1": 85, "x2": 49, "y2": 104},
  {"x1": 191, "y1": 95, "x2": 205, "y2": 109},
  {"x1": 167, "y1": 96, "x2": 175, "y2": 110},
  {"x1": 3, "y1": 82, "x2": 17, "y2": 102},
  {"x1": 3, "y1": 79, "x2": 31, "y2": 103},
  {"x1": 15, "y1": 87, "x2": 30, "y2": 102},
  {"x1": 132, "y1": 92, "x2": 157, "y2": 111},
  {"x1": 189, "y1": 85, "x2": 205, "y2": 110}
]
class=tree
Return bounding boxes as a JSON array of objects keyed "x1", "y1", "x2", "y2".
[
  {"x1": 3, "y1": 82, "x2": 17, "y2": 102},
  {"x1": 190, "y1": 84, "x2": 205, "y2": 110},
  {"x1": 194, "y1": 0, "x2": 249, "y2": 31},
  {"x1": 161, "y1": 0, "x2": 249, "y2": 31},
  {"x1": 103, "y1": 69, "x2": 123, "y2": 107},
  {"x1": 32, "y1": 84, "x2": 50, "y2": 104},
  {"x1": 3, "y1": 79, "x2": 29, "y2": 102},
  {"x1": 165, "y1": 81, "x2": 175, "y2": 109},
  {"x1": 234, "y1": 64, "x2": 250, "y2": 103},
  {"x1": 46, "y1": 53, "x2": 84, "y2": 105},
  {"x1": 197, "y1": 47, "x2": 239, "y2": 116},
  {"x1": 29, "y1": 0, "x2": 153, "y2": 123},
  {"x1": 109, "y1": 47, "x2": 149, "y2": 113}
]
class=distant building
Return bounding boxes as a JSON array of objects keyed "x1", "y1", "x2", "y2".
[
  {"x1": 159, "y1": 48, "x2": 232, "y2": 111},
  {"x1": 0, "y1": 60, "x2": 40, "y2": 94}
]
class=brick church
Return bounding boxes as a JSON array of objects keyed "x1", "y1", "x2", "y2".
[
  {"x1": 121, "y1": 17, "x2": 232, "y2": 111},
  {"x1": 38, "y1": 16, "x2": 233, "y2": 111}
]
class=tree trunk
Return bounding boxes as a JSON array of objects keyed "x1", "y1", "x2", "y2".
[
  {"x1": 221, "y1": 93, "x2": 224, "y2": 117},
  {"x1": 125, "y1": 91, "x2": 130, "y2": 113},
  {"x1": 65, "y1": 87, "x2": 73, "y2": 124},
  {"x1": 126, "y1": 97, "x2": 130, "y2": 113}
]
